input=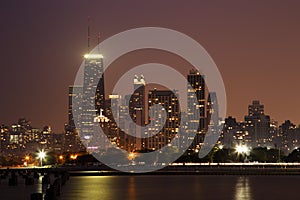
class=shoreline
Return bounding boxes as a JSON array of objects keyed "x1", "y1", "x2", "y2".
[
  {"x1": 68, "y1": 166, "x2": 300, "y2": 176},
  {"x1": 2, "y1": 164, "x2": 300, "y2": 176}
]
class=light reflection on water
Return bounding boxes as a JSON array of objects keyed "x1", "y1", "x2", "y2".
[
  {"x1": 235, "y1": 177, "x2": 252, "y2": 200},
  {"x1": 58, "y1": 175, "x2": 300, "y2": 200},
  {"x1": 128, "y1": 176, "x2": 136, "y2": 200},
  {"x1": 60, "y1": 176, "x2": 117, "y2": 200},
  {"x1": 2, "y1": 175, "x2": 300, "y2": 199}
]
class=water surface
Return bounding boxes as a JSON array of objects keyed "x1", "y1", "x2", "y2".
[{"x1": 58, "y1": 175, "x2": 300, "y2": 200}]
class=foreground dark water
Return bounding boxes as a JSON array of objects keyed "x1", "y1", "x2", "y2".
[{"x1": 58, "y1": 175, "x2": 299, "y2": 200}]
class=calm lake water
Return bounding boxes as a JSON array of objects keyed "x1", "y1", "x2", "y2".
[{"x1": 57, "y1": 175, "x2": 300, "y2": 200}]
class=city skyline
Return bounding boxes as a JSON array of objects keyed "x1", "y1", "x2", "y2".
[
  {"x1": 2, "y1": 96, "x2": 300, "y2": 156},
  {"x1": 1, "y1": 2, "x2": 300, "y2": 199},
  {"x1": 1, "y1": 55, "x2": 300, "y2": 168},
  {"x1": 1, "y1": 1, "x2": 300, "y2": 133}
]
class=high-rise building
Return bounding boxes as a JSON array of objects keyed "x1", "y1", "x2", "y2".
[
  {"x1": 65, "y1": 85, "x2": 85, "y2": 153},
  {"x1": 106, "y1": 95, "x2": 121, "y2": 145},
  {"x1": 187, "y1": 69, "x2": 206, "y2": 150},
  {"x1": 68, "y1": 85, "x2": 83, "y2": 128},
  {"x1": 278, "y1": 120, "x2": 300, "y2": 153},
  {"x1": 129, "y1": 75, "x2": 146, "y2": 125},
  {"x1": 117, "y1": 94, "x2": 138, "y2": 152},
  {"x1": 244, "y1": 100, "x2": 271, "y2": 147},
  {"x1": 146, "y1": 89, "x2": 180, "y2": 150},
  {"x1": 91, "y1": 108, "x2": 111, "y2": 151},
  {"x1": 81, "y1": 53, "x2": 105, "y2": 149},
  {"x1": 0, "y1": 119, "x2": 48, "y2": 155},
  {"x1": 220, "y1": 116, "x2": 251, "y2": 148},
  {"x1": 269, "y1": 119, "x2": 278, "y2": 148},
  {"x1": 112, "y1": 76, "x2": 147, "y2": 152},
  {"x1": 0, "y1": 125, "x2": 9, "y2": 154},
  {"x1": 207, "y1": 92, "x2": 219, "y2": 126},
  {"x1": 207, "y1": 92, "x2": 220, "y2": 134},
  {"x1": 220, "y1": 116, "x2": 238, "y2": 147}
]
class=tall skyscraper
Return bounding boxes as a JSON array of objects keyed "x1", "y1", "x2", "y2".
[
  {"x1": 118, "y1": 95, "x2": 136, "y2": 151},
  {"x1": 65, "y1": 85, "x2": 85, "y2": 153},
  {"x1": 113, "y1": 76, "x2": 146, "y2": 152},
  {"x1": 187, "y1": 69, "x2": 206, "y2": 151},
  {"x1": 68, "y1": 85, "x2": 83, "y2": 128},
  {"x1": 206, "y1": 92, "x2": 222, "y2": 147},
  {"x1": 103, "y1": 96, "x2": 121, "y2": 148},
  {"x1": 81, "y1": 53, "x2": 105, "y2": 148}
]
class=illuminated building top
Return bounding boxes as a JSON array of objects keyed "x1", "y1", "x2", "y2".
[{"x1": 84, "y1": 54, "x2": 103, "y2": 59}]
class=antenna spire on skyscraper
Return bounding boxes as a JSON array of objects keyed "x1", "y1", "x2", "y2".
[
  {"x1": 97, "y1": 32, "x2": 101, "y2": 52},
  {"x1": 87, "y1": 16, "x2": 91, "y2": 52}
]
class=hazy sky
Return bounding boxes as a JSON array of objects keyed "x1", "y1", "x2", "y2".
[{"x1": 1, "y1": 0, "x2": 300, "y2": 132}]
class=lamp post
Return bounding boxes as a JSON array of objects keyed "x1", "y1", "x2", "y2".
[
  {"x1": 128, "y1": 152, "x2": 137, "y2": 164},
  {"x1": 25, "y1": 156, "x2": 30, "y2": 161},
  {"x1": 24, "y1": 155, "x2": 30, "y2": 167},
  {"x1": 236, "y1": 145, "x2": 249, "y2": 162},
  {"x1": 38, "y1": 150, "x2": 46, "y2": 167}
]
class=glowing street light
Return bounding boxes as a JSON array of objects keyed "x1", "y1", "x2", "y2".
[
  {"x1": 25, "y1": 155, "x2": 30, "y2": 161},
  {"x1": 235, "y1": 145, "x2": 250, "y2": 163},
  {"x1": 236, "y1": 145, "x2": 249, "y2": 154},
  {"x1": 70, "y1": 154, "x2": 78, "y2": 160},
  {"x1": 128, "y1": 152, "x2": 137, "y2": 161},
  {"x1": 24, "y1": 155, "x2": 30, "y2": 167},
  {"x1": 38, "y1": 150, "x2": 46, "y2": 167}
]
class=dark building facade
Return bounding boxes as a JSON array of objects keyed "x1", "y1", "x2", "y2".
[
  {"x1": 187, "y1": 69, "x2": 206, "y2": 150},
  {"x1": 244, "y1": 100, "x2": 271, "y2": 147}
]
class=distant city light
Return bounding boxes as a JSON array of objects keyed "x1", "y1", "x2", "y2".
[{"x1": 84, "y1": 135, "x2": 91, "y2": 140}]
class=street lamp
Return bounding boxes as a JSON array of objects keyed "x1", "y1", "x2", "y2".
[
  {"x1": 236, "y1": 145, "x2": 249, "y2": 154},
  {"x1": 128, "y1": 152, "x2": 137, "y2": 165},
  {"x1": 38, "y1": 150, "x2": 46, "y2": 167},
  {"x1": 235, "y1": 145, "x2": 249, "y2": 162},
  {"x1": 70, "y1": 154, "x2": 78, "y2": 160},
  {"x1": 25, "y1": 155, "x2": 30, "y2": 161},
  {"x1": 24, "y1": 155, "x2": 30, "y2": 167}
]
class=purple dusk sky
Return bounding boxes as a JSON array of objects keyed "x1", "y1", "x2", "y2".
[{"x1": 1, "y1": 0, "x2": 300, "y2": 132}]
